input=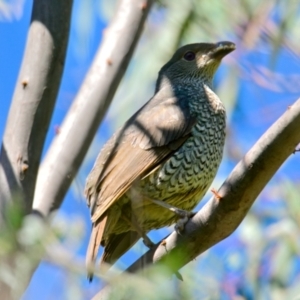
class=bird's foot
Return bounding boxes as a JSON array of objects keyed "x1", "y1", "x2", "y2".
[
  {"x1": 149, "y1": 198, "x2": 194, "y2": 218},
  {"x1": 146, "y1": 197, "x2": 194, "y2": 234},
  {"x1": 174, "y1": 210, "x2": 195, "y2": 234},
  {"x1": 171, "y1": 207, "x2": 195, "y2": 219}
]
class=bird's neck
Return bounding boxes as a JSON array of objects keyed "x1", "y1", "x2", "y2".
[
  {"x1": 156, "y1": 75, "x2": 224, "y2": 115},
  {"x1": 155, "y1": 73, "x2": 213, "y2": 93}
]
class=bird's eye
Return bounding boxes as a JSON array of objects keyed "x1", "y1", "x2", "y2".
[{"x1": 183, "y1": 51, "x2": 196, "y2": 61}]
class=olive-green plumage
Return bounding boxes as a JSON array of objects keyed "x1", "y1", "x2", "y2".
[{"x1": 85, "y1": 41, "x2": 235, "y2": 279}]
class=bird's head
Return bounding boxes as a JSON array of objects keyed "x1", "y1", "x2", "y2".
[{"x1": 156, "y1": 41, "x2": 235, "y2": 91}]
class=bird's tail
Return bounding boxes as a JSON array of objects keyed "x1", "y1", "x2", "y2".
[
  {"x1": 86, "y1": 214, "x2": 108, "y2": 281},
  {"x1": 100, "y1": 230, "x2": 140, "y2": 266}
]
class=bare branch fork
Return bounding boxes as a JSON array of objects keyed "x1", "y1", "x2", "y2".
[
  {"x1": 33, "y1": 0, "x2": 154, "y2": 216},
  {"x1": 0, "y1": 0, "x2": 154, "y2": 218},
  {"x1": 124, "y1": 98, "x2": 300, "y2": 275},
  {"x1": 0, "y1": 0, "x2": 73, "y2": 221}
]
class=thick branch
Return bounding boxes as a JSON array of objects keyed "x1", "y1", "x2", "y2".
[
  {"x1": 0, "y1": 1, "x2": 72, "y2": 298},
  {"x1": 32, "y1": 0, "x2": 154, "y2": 216},
  {"x1": 0, "y1": 0, "x2": 73, "y2": 219},
  {"x1": 123, "y1": 98, "x2": 300, "y2": 275}
]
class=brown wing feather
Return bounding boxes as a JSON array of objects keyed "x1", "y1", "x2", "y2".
[
  {"x1": 101, "y1": 231, "x2": 140, "y2": 265},
  {"x1": 86, "y1": 214, "x2": 108, "y2": 281},
  {"x1": 86, "y1": 91, "x2": 197, "y2": 224}
]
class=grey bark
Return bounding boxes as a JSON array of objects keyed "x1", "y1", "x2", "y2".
[
  {"x1": 32, "y1": 0, "x2": 154, "y2": 216},
  {"x1": 0, "y1": 1, "x2": 73, "y2": 298},
  {"x1": 94, "y1": 97, "x2": 300, "y2": 299},
  {"x1": 0, "y1": 0, "x2": 73, "y2": 221}
]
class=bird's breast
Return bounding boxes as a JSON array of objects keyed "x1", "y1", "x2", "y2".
[{"x1": 140, "y1": 113, "x2": 226, "y2": 211}]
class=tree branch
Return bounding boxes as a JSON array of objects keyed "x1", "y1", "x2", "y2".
[
  {"x1": 0, "y1": 1, "x2": 73, "y2": 298},
  {"x1": 125, "y1": 98, "x2": 300, "y2": 274},
  {"x1": 0, "y1": 0, "x2": 73, "y2": 220},
  {"x1": 94, "y1": 97, "x2": 300, "y2": 299},
  {"x1": 32, "y1": 0, "x2": 154, "y2": 217}
]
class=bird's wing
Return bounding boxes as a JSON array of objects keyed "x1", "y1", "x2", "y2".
[
  {"x1": 85, "y1": 91, "x2": 197, "y2": 223},
  {"x1": 100, "y1": 231, "x2": 140, "y2": 265}
]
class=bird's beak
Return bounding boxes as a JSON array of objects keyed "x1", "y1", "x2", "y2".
[{"x1": 207, "y1": 41, "x2": 236, "y2": 61}]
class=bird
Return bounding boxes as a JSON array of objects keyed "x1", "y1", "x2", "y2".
[{"x1": 85, "y1": 41, "x2": 235, "y2": 280}]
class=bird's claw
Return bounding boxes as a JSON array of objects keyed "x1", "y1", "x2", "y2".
[
  {"x1": 175, "y1": 217, "x2": 188, "y2": 234},
  {"x1": 171, "y1": 207, "x2": 194, "y2": 219},
  {"x1": 146, "y1": 197, "x2": 194, "y2": 234},
  {"x1": 174, "y1": 210, "x2": 195, "y2": 234}
]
